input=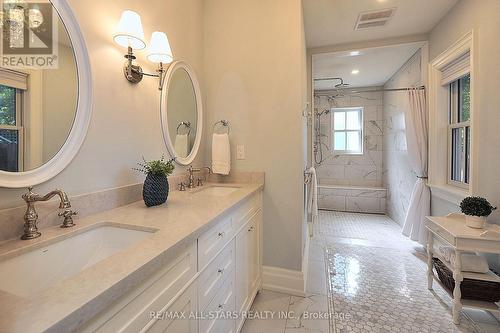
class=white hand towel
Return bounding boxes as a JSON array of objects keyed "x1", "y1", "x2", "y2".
[
  {"x1": 212, "y1": 133, "x2": 230, "y2": 175},
  {"x1": 307, "y1": 167, "x2": 318, "y2": 223},
  {"x1": 448, "y1": 251, "x2": 490, "y2": 273},
  {"x1": 174, "y1": 134, "x2": 189, "y2": 158}
]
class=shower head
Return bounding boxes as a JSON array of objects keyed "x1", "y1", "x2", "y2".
[{"x1": 334, "y1": 78, "x2": 349, "y2": 88}]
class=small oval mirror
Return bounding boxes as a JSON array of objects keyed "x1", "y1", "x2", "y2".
[{"x1": 161, "y1": 61, "x2": 202, "y2": 165}]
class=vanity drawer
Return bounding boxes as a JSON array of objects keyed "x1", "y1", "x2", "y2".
[
  {"x1": 198, "y1": 216, "x2": 233, "y2": 269},
  {"x1": 86, "y1": 243, "x2": 197, "y2": 333},
  {"x1": 198, "y1": 239, "x2": 235, "y2": 311},
  {"x1": 232, "y1": 193, "x2": 261, "y2": 232},
  {"x1": 199, "y1": 276, "x2": 235, "y2": 333}
]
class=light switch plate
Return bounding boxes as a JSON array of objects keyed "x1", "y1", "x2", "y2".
[{"x1": 236, "y1": 145, "x2": 245, "y2": 160}]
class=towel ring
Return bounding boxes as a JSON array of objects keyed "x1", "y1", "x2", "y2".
[
  {"x1": 176, "y1": 121, "x2": 191, "y2": 135},
  {"x1": 213, "y1": 120, "x2": 230, "y2": 134}
]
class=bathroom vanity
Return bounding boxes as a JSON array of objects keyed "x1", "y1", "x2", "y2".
[
  {"x1": 0, "y1": 183, "x2": 263, "y2": 333},
  {"x1": 0, "y1": 1, "x2": 262, "y2": 332}
]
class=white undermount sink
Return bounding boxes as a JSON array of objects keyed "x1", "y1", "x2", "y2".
[
  {"x1": 194, "y1": 185, "x2": 241, "y2": 196},
  {"x1": 0, "y1": 224, "x2": 155, "y2": 297}
]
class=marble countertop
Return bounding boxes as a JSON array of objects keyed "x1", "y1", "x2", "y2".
[{"x1": 0, "y1": 182, "x2": 263, "y2": 333}]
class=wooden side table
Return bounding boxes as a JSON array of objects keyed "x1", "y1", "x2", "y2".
[{"x1": 425, "y1": 213, "x2": 500, "y2": 325}]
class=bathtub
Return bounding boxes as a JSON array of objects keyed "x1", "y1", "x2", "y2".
[{"x1": 317, "y1": 184, "x2": 387, "y2": 214}]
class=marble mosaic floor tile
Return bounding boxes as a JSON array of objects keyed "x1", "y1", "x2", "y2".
[
  {"x1": 318, "y1": 211, "x2": 497, "y2": 333},
  {"x1": 242, "y1": 211, "x2": 499, "y2": 333}
]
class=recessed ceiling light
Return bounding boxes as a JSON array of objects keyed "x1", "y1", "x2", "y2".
[
  {"x1": 349, "y1": 51, "x2": 360, "y2": 56},
  {"x1": 351, "y1": 69, "x2": 360, "y2": 75}
]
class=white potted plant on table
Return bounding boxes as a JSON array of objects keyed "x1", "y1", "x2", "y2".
[{"x1": 459, "y1": 196, "x2": 496, "y2": 229}]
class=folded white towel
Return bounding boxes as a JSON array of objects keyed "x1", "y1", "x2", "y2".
[
  {"x1": 450, "y1": 253, "x2": 490, "y2": 273},
  {"x1": 174, "y1": 134, "x2": 189, "y2": 158},
  {"x1": 307, "y1": 167, "x2": 318, "y2": 223},
  {"x1": 212, "y1": 133, "x2": 230, "y2": 175}
]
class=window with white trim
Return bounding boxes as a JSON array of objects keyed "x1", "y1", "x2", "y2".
[
  {"x1": 332, "y1": 107, "x2": 363, "y2": 154},
  {"x1": 448, "y1": 74, "x2": 470, "y2": 187},
  {"x1": 0, "y1": 84, "x2": 23, "y2": 172}
]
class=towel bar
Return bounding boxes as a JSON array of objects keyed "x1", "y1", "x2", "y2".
[
  {"x1": 176, "y1": 121, "x2": 191, "y2": 135},
  {"x1": 213, "y1": 120, "x2": 230, "y2": 134}
]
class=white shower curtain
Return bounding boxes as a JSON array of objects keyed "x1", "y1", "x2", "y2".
[{"x1": 402, "y1": 88, "x2": 430, "y2": 245}]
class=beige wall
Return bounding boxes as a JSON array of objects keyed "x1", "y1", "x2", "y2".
[
  {"x1": 203, "y1": 0, "x2": 305, "y2": 271},
  {"x1": 0, "y1": 0, "x2": 205, "y2": 209},
  {"x1": 42, "y1": 43, "x2": 78, "y2": 162},
  {"x1": 429, "y1": 0, "x2": 500, "y2": 270}
]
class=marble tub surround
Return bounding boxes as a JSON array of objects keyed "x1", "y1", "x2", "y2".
[
  {"x1": 315, "y1": 89, "x2": 384, "y2": 188},
  {"x1": 318, "y1": 185, "x2": 386, "y2": 214},
  {"x1": 0, "y1": 182, "x2": 263, "y2": 333},
  {"x1": 0, "y1": 170, "x2": 211, "y2": 242},
  {"x1": 383, "y1": 50, "x2": 423, "y2": 226}
]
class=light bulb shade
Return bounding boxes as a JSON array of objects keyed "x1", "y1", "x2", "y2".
[
  {"x1": 113, "y1": 10, "x2": 146, "y2": 50},
  {"x1": 147, "y1": 31, "x2": 173, "y2": 63}
]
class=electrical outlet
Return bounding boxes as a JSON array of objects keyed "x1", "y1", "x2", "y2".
[{"x1": 236, "y1": 145, "x2": 245, "y2": 160}]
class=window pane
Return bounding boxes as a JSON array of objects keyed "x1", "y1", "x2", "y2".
[
  {"x1": 451, "y1": 127, "x2": 466, "y2": 183},
  {"x1": 449, "y1": 81, "x2": 458, "y2": 124},
  {"x1": 346, "y1": 131, "x2": 361, "y2": 151},
  {"x1": 333, "y1": 112, "x2": 345, "y2": 130},
  {"x1": 346, "y1": 111, "x2": 360, "y2": 130},
  {"x1": 0, "y1": 85, "x2": 17, "y2": 126},
  {"x1": 0, "y1": 129, "x2": 19, "y2": 172},
  {"x1": 334, "y1": 132, "x2": 346, "y2": 151},
  {"x1": 465, "y1": 126, "x2": 470, "y2": 184},
  {"x1": 459, "y1": 74, "x2": 470, "y2": 122}
]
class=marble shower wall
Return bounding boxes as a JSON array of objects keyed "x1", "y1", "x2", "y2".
[
  {"x1": 314, "y1": 89, "x2": 384, "y2": 188},
  {"x1": 382, "y1": 50, "x2": 422, "y2": 226}
]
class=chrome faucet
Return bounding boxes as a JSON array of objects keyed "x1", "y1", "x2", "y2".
[
  {"x1": 187, "y1": 165, "x2": 201, "y2": 188},
  {"x1": 21, "y1": 187, "x2": 77, "y2": 240},
  {"x1": 187, "y1": 166, "x2": 212, "y2": 188}
]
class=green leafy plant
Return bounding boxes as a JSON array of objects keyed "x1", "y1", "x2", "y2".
[
  {"x1": 134, "y1": 155, "x2": 175, "y2": 177},
  {"x1": 460, "y1": 196, "x2": 497, "y2": 217}
]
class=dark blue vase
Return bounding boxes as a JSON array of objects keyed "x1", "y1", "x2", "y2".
[{"x1": 143, "y1": 173, "x2": 169, "y2": 207}]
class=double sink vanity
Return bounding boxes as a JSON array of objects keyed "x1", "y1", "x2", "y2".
[
  {"x1": 0, "y1": 182, "x2": 263, "y2": 332},
  {"x1": 0, "y1": 1, "x2": 264, "y2": 332}
]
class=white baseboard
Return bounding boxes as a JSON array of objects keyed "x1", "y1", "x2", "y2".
[{"x1": 262, "y1": 266, "x2": 305, "y2": 297}]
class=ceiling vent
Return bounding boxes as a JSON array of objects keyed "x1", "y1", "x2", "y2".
[{"x1": 355, "y1": 8, "x2": 396, "y2": 31}]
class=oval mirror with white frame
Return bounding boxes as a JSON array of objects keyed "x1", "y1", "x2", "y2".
[
  {"x1": 161, "y1": 61, "x2": 202, "y2": 165},
  {"x1": 0, "y1": 0, "x2": 92, "y2": 188}
]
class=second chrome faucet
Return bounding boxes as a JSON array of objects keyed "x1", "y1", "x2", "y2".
[{"x1": 185, "y1": 166, "x2": 212, "y2": 189}]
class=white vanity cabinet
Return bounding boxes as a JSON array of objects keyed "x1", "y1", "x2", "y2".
[
  {"x1": 81, "y1": 191, "x2": 262, "y2": 333},
  {"x1": 235, "y1": 211, "x2": 261, "y2": 331}
]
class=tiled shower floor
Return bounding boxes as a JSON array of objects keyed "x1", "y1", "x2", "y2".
[{"x1": 241, "y1": 211, "x2": 500, "y2": 333}]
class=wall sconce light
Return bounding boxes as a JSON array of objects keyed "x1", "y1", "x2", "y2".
[{"x1": 113, "y1": 10, "x2": 173, "y2": 90}]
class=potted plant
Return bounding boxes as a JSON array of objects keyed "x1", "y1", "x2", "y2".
[
  {"x1": 134, "y1": 156, "x2": 175, "y2": 207},
  {"x1": 459, "y1": 196, "x2": 497, "y2": 229}
]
